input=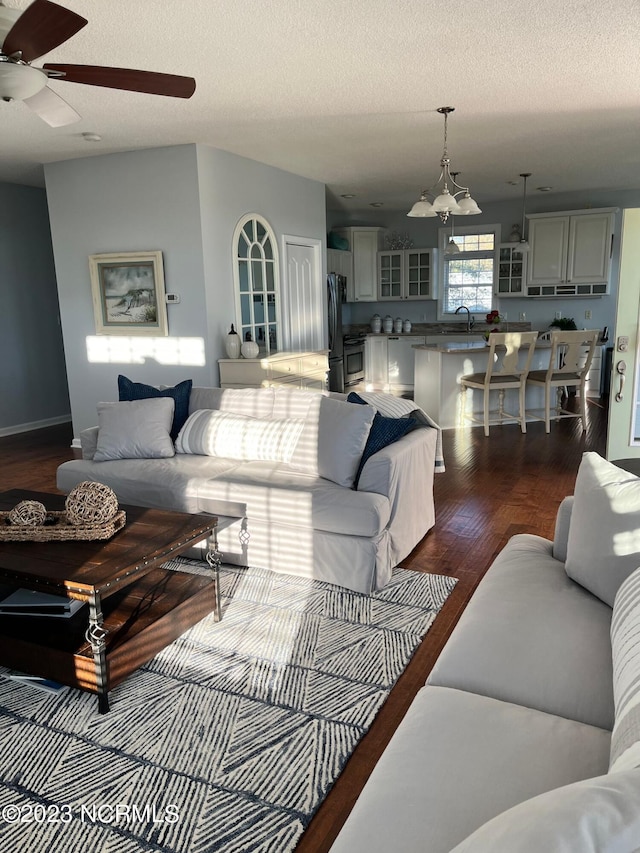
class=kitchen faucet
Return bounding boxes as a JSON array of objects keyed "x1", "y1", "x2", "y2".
[{"x1": 455, "y1": 305, "x2": 475, "y2": 333}]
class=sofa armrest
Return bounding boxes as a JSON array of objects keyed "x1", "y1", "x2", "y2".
[
  {"x1": 80, "y1": 426, "x2": 99, "y2": 461},
  {"x1": 553, "y1": 496, "x2": 574, "y2": 563},
  {"x1": 357, "y1": 427, "x2": 437, "y2": 563}
]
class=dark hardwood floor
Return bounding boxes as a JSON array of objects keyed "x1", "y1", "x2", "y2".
[{"x1": 0, "y1": 399, "x2": 608, "y2": 851}]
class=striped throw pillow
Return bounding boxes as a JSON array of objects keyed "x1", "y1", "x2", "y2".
[
  {"x1": 175, "y1": 409, "x2": 305, "y2": 464},
  {"x1": 609, "y1": 566, "x2": 640, "y2": 772}
]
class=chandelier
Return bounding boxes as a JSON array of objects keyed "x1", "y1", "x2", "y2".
[{"x1": 407, "y1": 106, "x2": 482, "y2": 223}]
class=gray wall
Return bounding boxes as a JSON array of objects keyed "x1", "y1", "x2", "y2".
[
  {"x1": 0, "y1": 182, "x2": 70, "y2": 435},
  {"x1": 329, "y1": 188, "x2": 640, "y2": 333},
  {"x1": 45, "y1": 143, "x2": 326, "y2": 437}
]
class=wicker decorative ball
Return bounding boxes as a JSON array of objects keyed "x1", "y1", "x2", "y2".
[
  {"x1": 8, "y1": 500, "x2": 47, "y2": 526},
  {"x1": 65, "y1": 481, "x2": 119, "y2": 526}
]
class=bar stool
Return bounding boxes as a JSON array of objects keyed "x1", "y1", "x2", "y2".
[
  {"x1": 459, "y1": 331, "x2": 539, "y2": 436},
  {"x1": 526, "y1": 329, "x2": 600, "y2": 432}
]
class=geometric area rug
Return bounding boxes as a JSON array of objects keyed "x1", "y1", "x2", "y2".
[{"x1": 0, "y1": 560, "x2": 457, "y2": 853}]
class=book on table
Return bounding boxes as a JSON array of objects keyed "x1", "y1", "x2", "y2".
[{"x1": 0, "y1": 588, "x2": 85, "y2": 618}]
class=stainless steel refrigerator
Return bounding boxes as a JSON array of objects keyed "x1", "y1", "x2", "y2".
[{"x1": 327, "y1": 273, "x2": 346, "y2": 392}]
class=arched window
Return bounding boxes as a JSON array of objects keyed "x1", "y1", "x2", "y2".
[{"x1": 233, "y1": 214, "x2": 279, "y2": 356}]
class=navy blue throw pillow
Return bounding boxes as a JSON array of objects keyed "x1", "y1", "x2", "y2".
[
  {"x1": 117, "y1": 375, "x2": 192, "y2": 441},
  {"x1": 347, "y1": 393, "x2": 415, "y2": 487}
]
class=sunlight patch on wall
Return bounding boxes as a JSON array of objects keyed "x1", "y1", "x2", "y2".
[{"x1": 86, "y1": 336, "x2": 206, "y2": 366}]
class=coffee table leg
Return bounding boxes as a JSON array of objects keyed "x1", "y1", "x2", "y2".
[
  {"x1": 206, "y1": 530, "x2": 222, "y2": 622},
  {"x1": 85, "y1": 592, "x2": 109, "y2": 713}
]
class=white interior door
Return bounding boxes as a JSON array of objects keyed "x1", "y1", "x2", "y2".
[
  {"x1": 281, "y1": 236, "x2": 324, "y2": 352},
  {"x1": 606, "y1": 208, "x2": 640, "y2": 462}
]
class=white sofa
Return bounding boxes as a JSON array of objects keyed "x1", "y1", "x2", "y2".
[
  {"x1": 56, "y1": 386, "x2": 439, "y2": 594},
  {"x1": 330, "y1": 452, "x2": 640, "y2": 851}
]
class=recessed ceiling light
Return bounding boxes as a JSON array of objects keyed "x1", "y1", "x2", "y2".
[
  {"x1": 340, "y1": 193, "x2": 355, "y2": 198},
  {"x1": 82, "y1": 132, "x2": 102, "y2": 142},
  {"x1": 537, "y1": 186, "x2": 553, "y2": 192},
  {"x1": 370, "y1": 202, "x2": 384, "y2": 207}
]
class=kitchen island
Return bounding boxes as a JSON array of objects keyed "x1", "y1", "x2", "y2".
[{"x1": 413, "y1": 339, "x2": 553, "y2": 430}]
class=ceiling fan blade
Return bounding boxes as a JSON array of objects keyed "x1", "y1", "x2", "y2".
[
  {"x1": 42, "y1": 63, "x2": 196, "y2": 98},
  {"x1": 23, "y1": 84, "x2": 81, "y2": 127},
  {"x1": 3, "y1": 0, "x2": 87, "y2": 63}
]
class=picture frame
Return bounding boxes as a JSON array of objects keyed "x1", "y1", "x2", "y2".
[{"x1": 89, "y1": 250, "x2": 169, "y2": 336}]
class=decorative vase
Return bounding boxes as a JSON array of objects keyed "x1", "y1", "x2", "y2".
[
  {"x1": 225, "y1": 324, "x2": 241, "y2": 359},
  {"x1": 241, "y1": 340, "x2": 259, "y2": 359}
]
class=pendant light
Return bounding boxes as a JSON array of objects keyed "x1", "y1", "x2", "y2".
[
  {"x1": 407, "y1": 107, "x2": 482, "y2": 223},
  {"x1": 516, "y1": 172, "x2": 531, "y2": 253}
]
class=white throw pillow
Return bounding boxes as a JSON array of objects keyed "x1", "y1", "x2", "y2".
[
  {"x1": 565, "y1": 453, "x2": 640, "y2": 606},
  {"x1": 175, "y1": 409, "x2": 305, "y2": 464},
  {"x1": 610, "y1": 566, "x2": 640, "y2": 773},
  {"x1": 93, "y1": 398, "x2": 175, "y2": 461},
  {"x1": 317, "y1": 396, "x2": 375, "y2": 488},
  {"x1": 449, "y1": 770, "x2": 640, "y2": 853}
]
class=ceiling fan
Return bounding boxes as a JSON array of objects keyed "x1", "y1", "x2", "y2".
[{"x1": 0, "y1": 0, "x2": 196, "y2": 127}]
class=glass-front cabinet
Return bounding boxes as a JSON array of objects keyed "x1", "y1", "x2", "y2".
[
  {"x1": 378, "y1": 251, "x2": 403, "y2": 300},
  {"x1": 496, "y1": 244, "x2": 526, "y2": 297},
  {"x1": 234, "y1": 214, "x2": 279, "y2": 355},
  {"x1": 377, "y1": 248, "x2": 436, "y2": 300}
]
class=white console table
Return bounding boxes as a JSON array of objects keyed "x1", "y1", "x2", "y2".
[{"x1": 218, "y1": 351, "x2": 329, "y2": 390}]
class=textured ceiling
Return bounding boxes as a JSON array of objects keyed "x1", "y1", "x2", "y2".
[{"x1": 1, "y1": 0, "x2": 639, "y2": 213}]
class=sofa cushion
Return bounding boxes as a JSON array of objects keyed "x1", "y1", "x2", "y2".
[
  {"x1": 188, "y1": 386, "x2": 275, "y2": 418},
  {"x1": 197, "y1": 459, "x2": 391, "y2": 536},
  {"x1": 449, "y1": 769, "x2": 640, "y2": 853},
  {"x1": 610, "y1": 566, "x2": 640, "y2": 773},
  {"x1": 329, "y1": 685, "x2": 611, "y2": 853},
  {"x1": 175, "y1": 409, "x2": 305, "y2": 464},
  {"x1": 427, "y1": 533, "x2": 614, "y2": 730},
  {"x1": 118, "y1": 374, "x2": 192, "y2": 440},
  {"x1": 56, "y1": 455, "x2": 391, "y2": 538},
  {"x1": 565, "y1": 452, "x2": 640, "y2": 606},
  {"x1": 93, "y1": 399, "x2": 175, "y2": 462}
]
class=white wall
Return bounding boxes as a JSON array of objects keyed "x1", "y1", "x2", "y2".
[
  {"x1": 329, "y1": 188, "x2": 640, "y2": 333},
  {"x1": 0, "y1": 182, "x2": 70, "y2": 434},
  {"x1": 45, "y1": 143, "x2": 327, "y2": 437},
  {"x1": 195, "y1": 144, "x2": 327, "y2": 366}
]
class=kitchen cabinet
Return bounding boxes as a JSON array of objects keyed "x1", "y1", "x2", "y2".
[
  {"x1": 496, "y1": 244, "x2": 526, "y2": 297},
  {"x1": 364, "y1": 335, "x2": 426, "y2": 389},
  {"x1": 327, "y1": 248, "x2": 353, "y2": 282},
  {"x1": 218, "y1": 351, "x2": 329, "y2": 390},
  {"x1": 526, "y1": 209, "x2": 615, "y2": 297},
  {"x1": 332, "y1": 227, "x2": 383, "y2": 302},
  {"x1": 387, "y1": 336, "x2": 426, "y2": 387},
  {"x1": 365, "y1": 335, "x2": 388, "y2": 386},
  {"x1": 377, "y1": 249, "x2": 436, "y2": 301}
]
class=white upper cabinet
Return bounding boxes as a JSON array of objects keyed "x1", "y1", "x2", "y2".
[
  {"x1": 378, "y1": 248, "x2": 436, "y2": 300},
  {"x1": 526, "y1": 209, "x2": 615, "y2": 297},
  {"x1": 332, "y1": 227, "x2": 383, "y2": 302},
  {"x1": 327, "y1": 248, "x2": 353, "y2": 282}
]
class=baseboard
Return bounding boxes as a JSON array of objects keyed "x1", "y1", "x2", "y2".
[{"x1": 0, "y1": 414, "x2": 72, "y2": 438}]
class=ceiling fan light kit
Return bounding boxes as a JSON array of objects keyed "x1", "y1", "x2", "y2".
[
  {"x1": 0, "y1": 58, "x2": 46, "y2": 100},
  {"x1": 407, "y1": 106, "x2": 482, "y2": 223},
  {"x1": 0, "y1": 0, "x2": 196, "y2": 126}
]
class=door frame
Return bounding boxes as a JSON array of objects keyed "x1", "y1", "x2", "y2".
[{"x1": 606, "y1": 208, "x2": 640, "y2": 461}]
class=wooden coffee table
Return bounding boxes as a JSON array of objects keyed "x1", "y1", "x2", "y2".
[{"x1": 0, "y1": 489, "x2": 221, "y2": 713}]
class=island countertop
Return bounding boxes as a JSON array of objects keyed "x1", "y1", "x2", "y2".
[{"x1": 413, "y1": 340, "x2": 552, "y2": 354}]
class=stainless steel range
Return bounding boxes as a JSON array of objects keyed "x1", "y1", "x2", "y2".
[{"x1": 343, "y1": 334, "x2": 366, "y2": 387}]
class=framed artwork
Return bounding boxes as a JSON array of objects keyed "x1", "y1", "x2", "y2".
[{"x1": 89, "y1": 250, "x2": 168, "y2": 336}]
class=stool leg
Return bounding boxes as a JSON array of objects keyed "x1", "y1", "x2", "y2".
[{"x1": 483, "y1": 388, "x2": 490, "y2": 436}]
